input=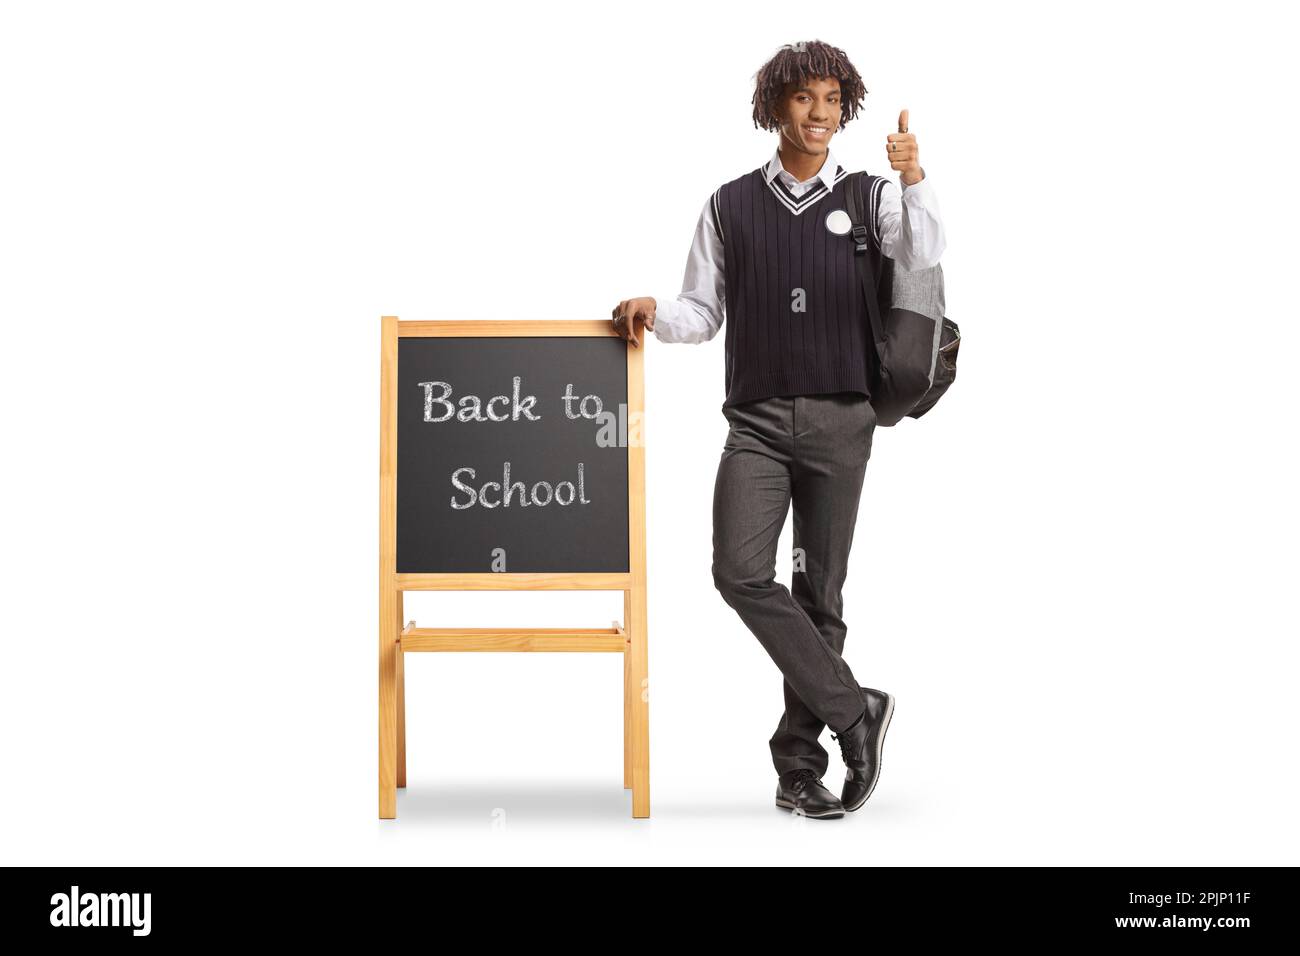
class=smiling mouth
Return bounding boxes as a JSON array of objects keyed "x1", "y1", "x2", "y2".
[{"x1": 803, "y1": 125, "x2": 830, "y2": 137}]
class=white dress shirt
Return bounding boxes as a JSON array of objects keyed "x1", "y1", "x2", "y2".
[{"x1": 654, "y1": 148, "x2": 947, "y2": 345}]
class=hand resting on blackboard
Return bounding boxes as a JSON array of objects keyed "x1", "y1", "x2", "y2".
[{"x1": 611, "y1": 297, "x2": 657, "y2": 348}]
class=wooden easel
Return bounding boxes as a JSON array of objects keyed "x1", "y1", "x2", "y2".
[{"x1": 378, "y1": 316, "x2": 650, "y2": 819}]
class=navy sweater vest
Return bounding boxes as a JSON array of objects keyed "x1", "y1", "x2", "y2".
[{"x1": 713, "y1": 166, "x2": 893, "y2": 408}]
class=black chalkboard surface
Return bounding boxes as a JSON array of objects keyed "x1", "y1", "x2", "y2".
[{"x1": 396, "y1": 335, "x2": 630, "y2": 574}]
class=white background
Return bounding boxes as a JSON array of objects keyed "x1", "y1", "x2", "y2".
[{"x1": 2, "y1": 0, "x2": 1296, "y2": 865}]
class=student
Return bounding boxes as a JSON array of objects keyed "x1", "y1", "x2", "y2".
[{"x1": 611, "y1": 40, "x2": 947, "y2": 819}]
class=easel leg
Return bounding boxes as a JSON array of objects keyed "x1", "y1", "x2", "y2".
[
  {"x1": 396, "y1": 592, "x2": 406, "y2": 789},
  {"x1": 379, "y1": 584, "x2": 398, "y2": 819},
  {"x1": 627, "y1": 585, "x2": 650, "y2": 818},
  {"x1": 623, "y1": 593, "x2": 633, "y2": 790}
]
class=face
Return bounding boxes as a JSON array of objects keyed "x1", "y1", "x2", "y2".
[{"x1": 775, "y1": 76, "x2": 842, "y2": 156}]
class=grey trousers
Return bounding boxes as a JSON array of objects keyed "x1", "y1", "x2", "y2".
[{"x1": 711, "y1": 391, "x2": 878, "y2": 778}]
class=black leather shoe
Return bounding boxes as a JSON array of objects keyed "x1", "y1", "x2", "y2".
[
  {"x1": 775, "y1": 769, "x2": 845, "y2": 819},
  {"x1": 831, "y1": 687, "x2": 895, "y2": 811}
]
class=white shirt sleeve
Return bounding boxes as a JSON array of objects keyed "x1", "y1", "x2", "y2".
[
  {"x1": 653, "y1": 192, "x2": 726, "y2": 345},
  {"x1": 878, "y1": 172, "x2": 947, "y2": 271}
]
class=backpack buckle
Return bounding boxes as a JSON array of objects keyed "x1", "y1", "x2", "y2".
[{"x1": 851, "y1": 224, "x2": 869, "y2": 255}]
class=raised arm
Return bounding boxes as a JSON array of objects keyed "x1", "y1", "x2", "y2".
[
  {"x1": 877, "y1": 174, "x2": 947, "y2": 272},
  {"x1": 877, "y1": 108, "x2": 947, "y2": 271}
]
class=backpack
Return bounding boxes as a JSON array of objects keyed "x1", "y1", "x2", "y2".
[{"x1": 843, "y1": 170, "x2": 960, "y2": 427}]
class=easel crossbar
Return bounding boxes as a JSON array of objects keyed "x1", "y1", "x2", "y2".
[{"x1": 399, "y1": 625, "x2": 628, "y2": 653}]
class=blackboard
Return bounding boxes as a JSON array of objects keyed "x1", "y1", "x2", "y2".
[{"x1": 396, "y1": 335, "x2": 631, "y2": 574}]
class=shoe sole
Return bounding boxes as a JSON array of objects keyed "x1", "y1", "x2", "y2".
[
  {"x1": 775, "y1": 798, "x2": 845, "y2": 819},
  {"x1": 844, "y1": 694, "x2": 894, "y2": 812}
]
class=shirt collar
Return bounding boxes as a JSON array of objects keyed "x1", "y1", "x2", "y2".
[{"x1": 764, "y1": 147, "x2": 842, "y2": 190}]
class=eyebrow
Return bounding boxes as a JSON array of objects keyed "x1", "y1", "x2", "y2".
[{"x1": 794, "y1": 87, "x2": 841, "y2": 96}]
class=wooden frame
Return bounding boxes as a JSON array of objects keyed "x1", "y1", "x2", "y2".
[{"x1": 378, "y1": 317, "x2": 650, "y2": 819}]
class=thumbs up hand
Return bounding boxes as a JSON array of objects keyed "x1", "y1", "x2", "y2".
[{"x1": 886, "y1": 109, "x2": 924, "y2": 186}]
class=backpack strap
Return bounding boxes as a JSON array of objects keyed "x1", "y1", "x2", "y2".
[{"x1": 843, "y1": 171, "x2": 887, "y2": 360}]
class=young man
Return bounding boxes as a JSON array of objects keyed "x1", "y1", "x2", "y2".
[{"x1": 611, "y1": 40, "x2": 947, "y2": 819}]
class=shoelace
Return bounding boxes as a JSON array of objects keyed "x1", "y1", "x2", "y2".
[
  {"x1": 831, "y1": 710, "x2": 866, "y2": 763},
  {"x1": 787, "y1": 768, "x2": 820, "y2": 792},
  {"x1": 830, "y1": 729, "x2": 854, "y2": 764}
]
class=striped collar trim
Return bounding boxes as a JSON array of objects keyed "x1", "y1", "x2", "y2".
[{"x1": 762, "y1": 149, "x2": 848, "y2": 215}]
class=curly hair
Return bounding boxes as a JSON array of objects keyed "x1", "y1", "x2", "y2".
[{"x1": 751, "y1": 40, "x2": 867, "y2": 132}]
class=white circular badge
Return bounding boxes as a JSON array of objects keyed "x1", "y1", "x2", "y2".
[{"x1": 825, "y1": 209, "x2": 852, "y2": 236}]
